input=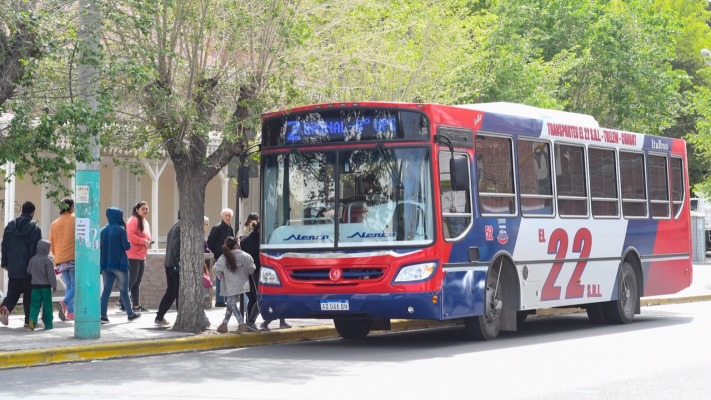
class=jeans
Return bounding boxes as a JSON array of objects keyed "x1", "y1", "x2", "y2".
[
  {"x1": 100, "y1": 269, "x2": 136, "y2": 318},
  {"x1": 60, "y1": 268, "x2": 76, "y2": 313}
]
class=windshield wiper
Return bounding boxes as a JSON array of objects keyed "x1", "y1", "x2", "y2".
[{"x1": 377, "y1": 143, "x2": 404, "y2": 190}]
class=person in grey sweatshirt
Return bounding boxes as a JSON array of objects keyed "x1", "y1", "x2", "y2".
[{"x1": 26, "y1": 239, "x2": 57, "y2": 330}]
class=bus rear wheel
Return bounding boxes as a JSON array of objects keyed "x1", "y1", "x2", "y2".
[
  {"x1": 603, "y1": 262, "x2": 638, "y2": 324},
  {"x1": 334, "y1": 319, "x2": 372, "y2": 339},
  {"x1": 464, "y1": 264, "x2": 503, "y2": 340}
]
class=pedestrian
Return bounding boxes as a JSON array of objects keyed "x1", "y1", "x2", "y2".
[
  {"x1": 120, "y1": 201, "x2": 152, "y2": 312},
  {"x1": 241, "y1": 217, "x2": 291, "y2": 331},
  {"x1": 207, "y1": 208, "x2": 234, "y2": 307},
  {"x1": 213, "y1": 236, "x2": 259, "y2": 334},
  {"x1": 99, "y1": 207, "x2": 142, "y2": 324},
  {"x1": 0, "y1": 201, "x2": 42, "y2": 327},
  {"x1": 26, "y1": 239, "x2": 57, "y2": 331},
  {"x1": 154, "y1": 215, "x2": 180, "y2": 326},
  {"x1": 49, "y1": 198, "x2": 76, "y2": 321}
]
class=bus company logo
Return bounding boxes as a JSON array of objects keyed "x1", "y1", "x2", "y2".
[
  {"x1": 347, "y1": 232, "x2": 397, "y2": 239},
  {"x1": 497, "y1": 220, "x2": 509, "y2": 245},
  {"x1": 485, "y1": 225, "x2": 494, "y2": 241},
  {"x1": 285, "y1": 234, "x2": 331, "y2": 241},
  {"x1": 651, "y1": 139, "x2": 669, "y2": 151},
  {"x1": 497, "y1": 229, "x2": 509, "y2": 245}
]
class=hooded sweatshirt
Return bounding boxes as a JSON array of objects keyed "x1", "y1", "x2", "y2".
[
  {"x1": 1, "y1": 213, "x2": 42, "y2": 279},
  {"x1": 100, "y1": 207, "x2": 131, "y2": 271},
  {"x1": 27, "y1": 239, "x2": 57, "y2": 289}
]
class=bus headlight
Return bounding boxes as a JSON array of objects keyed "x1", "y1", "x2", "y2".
[
  {"x1": 394, "y1": 262, "x2": 437, "y2": 283},
  {"x1": 260, "y1": 266, "x2": 281, "y2": 286}
]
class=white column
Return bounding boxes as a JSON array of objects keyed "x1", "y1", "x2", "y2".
[
  {"x1": 2, "y1": 162, "x2": 15, "y2": 296},
  {"x1": 141, "y1": 159, "x2": 168, "y2": 251}
]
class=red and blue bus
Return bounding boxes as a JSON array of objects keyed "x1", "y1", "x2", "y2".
[{"x1": 256, "y1": 101, "x2": 692, "y2": 340}]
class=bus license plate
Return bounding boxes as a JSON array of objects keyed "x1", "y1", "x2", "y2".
[{"x1": 320, "y1": 300, "x2": 349, "y2": 311}]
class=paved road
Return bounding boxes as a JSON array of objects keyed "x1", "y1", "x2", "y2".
[{"x1": 1, "y1": 301, "x2": 710, "y2": 400}]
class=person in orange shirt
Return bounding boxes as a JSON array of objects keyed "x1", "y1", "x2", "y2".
[
  {"x1": 120, "y1": 201, "x2": 152, "y2": 312},
  {"x1": 49, "y1": 198, "x2": 75, "y2": 321}
]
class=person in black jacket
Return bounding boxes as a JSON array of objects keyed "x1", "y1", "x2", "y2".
[
  {"x1": 206, "y1": 208, "x2": 234, "y2": 307},
  {"x1": 154, "y1": 217, "x2": 181, "y2": 326},
  {"x1": 241, "y1": 216, "x2": 290, "y2": 331},
  {"x1": 1, "y1": 201, "x2": 42, "y2": 327}
]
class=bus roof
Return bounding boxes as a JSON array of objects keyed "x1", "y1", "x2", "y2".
[{"x1": 456, "y1": 102, "x2": 600, "y2": 128}]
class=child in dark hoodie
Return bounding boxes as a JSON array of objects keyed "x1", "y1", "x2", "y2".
[{"x1": 26, "y1": 239, "x2": 57, "y2": 330}]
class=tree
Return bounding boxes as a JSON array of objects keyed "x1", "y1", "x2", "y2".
[
  {"x1": 102, "y1": 0, "x2": 306, "y2": 332},
  {"x1": 1, "y1": 0, "x2": 101, "y2": 199}
]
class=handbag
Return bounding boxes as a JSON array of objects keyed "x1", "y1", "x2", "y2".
[{"x1": 202, "y1": 273, "x2": 213, "y2": 289}]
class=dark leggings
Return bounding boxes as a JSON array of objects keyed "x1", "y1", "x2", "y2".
[
  {"x1": 128, "y1": 259, "x2": 145, "y2": 306},
  {"x1": 246, "y1": 273, "x2": 260, "y2": 323}
]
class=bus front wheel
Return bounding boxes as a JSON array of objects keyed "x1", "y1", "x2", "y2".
[
  {"x1": 603, "y1": 262, "x2": 639, "y2": 324},
  {"x1": 334, "y1": 319, "x2": 372, "y2": 339},
  {"x1": 464, "y1": 263, "x2": 503, "y2": 340}
]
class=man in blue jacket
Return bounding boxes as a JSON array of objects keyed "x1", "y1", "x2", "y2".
[{"x1": 0, "y1": 201, "x2": 42, "y2": 327}]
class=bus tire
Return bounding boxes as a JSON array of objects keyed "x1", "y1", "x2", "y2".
[
  {"x1": 603, "y1": 262, "x2": 638, "y2": 324},
  {"x1": 463, "y1": 263, "x2": 503, "y2": 340},
  {"x1": 334, "y1": 319, "x2": 372, "y2": 339},
  {"x1": 585, "y1": 302, "x2": 608, "y2": 324}
]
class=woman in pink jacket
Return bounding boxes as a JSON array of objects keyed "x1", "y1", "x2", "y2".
[{"x1": 119, "y1": 201, "x2": 152, "y2": 312}]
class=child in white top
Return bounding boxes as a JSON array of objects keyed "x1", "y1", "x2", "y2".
[{"x1": 213, "y1": 236, "x2": 259, "y2": 333}]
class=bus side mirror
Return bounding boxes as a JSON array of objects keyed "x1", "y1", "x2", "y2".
[
  {"x1": 450, "y1": 157, "x2": 470, "y2": 191},
  {"x1": 238, "y1": 165, "x2": 250, "y2": 198}
]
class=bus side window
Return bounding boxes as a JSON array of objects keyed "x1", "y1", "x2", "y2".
[
  {"x1": 517, "y1": 139, "x2": 553, "y2": 216},
  {"x1": 620, "y1": 151, "x2": 647, "y2": 218},
  {"x1": 589, "y1": 147, "x2": 619, "y2": 218},
  {"x1": 648, "y1": 154, "x2": 670, "y2": 219},
  {"x1": 477, "y1": 135, "x2": 516, "y2": 216},
  {"x1": 671, "y1": 157, "x2": 684, "y2": 218},
  {"x1": 554, "y1": 143, "x2": 588, "y2": 217}
]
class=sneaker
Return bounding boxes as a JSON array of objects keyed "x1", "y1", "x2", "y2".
[
  {"x1": 279, "y1": 321, "x2": 292, "y2": 329},
  {"x1": 235, "y1": 323, "x2": 248, "y2": 334},
  {"x1": 0, "y1": 306, "x2": 8, "y2": 326},
  {"x1": 260, "y1": 322, "x2": 271, "y2": 332},
  {"x1": 217, "y1": 323, "x2": 228, "y2": 333},
  {"x1": 128, "y1": 312, "x2": 142, "y2": 321},
  {"x1": 24, "y1": 323, "x2": 29, "y2": 328},
  {"x1": 154, "y1": 318, "x2": 170, "y2": 326},
  {"x1": 245, "y1": 323, "x2": 260, "y2": 333},
  {"x1": 56, "y1": 301, "x2": 67, "y2": 321},
  {"x1": 100, "y1": 317, "x2": 110, "y2": 324},
  {"x1": 28, "y1": 321, "x2": 35, "y2": 331},
  {"x1": 115, "y1": 301, "x2": 125, "y2": 311},
  {"x1": 66, "y1": 312, "x2": 75, "y2": 321},
  {"x1": 133, "y1": 305, "x2": 149, "y2": 312}
]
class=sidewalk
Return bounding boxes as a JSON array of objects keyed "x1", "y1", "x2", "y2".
[{"x1": 1, "y1": 264, "x2": 710, "y2": 370}]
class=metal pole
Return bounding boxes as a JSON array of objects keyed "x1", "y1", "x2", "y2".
[{"x1": 74, "y1": 0, "x2": 101, "y2": 339}]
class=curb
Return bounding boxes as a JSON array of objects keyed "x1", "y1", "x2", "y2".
[{"x1": 1, "y1": 296, "x2": 709, "y2": 370}]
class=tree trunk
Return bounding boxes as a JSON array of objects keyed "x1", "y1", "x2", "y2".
[{"x1": 172, "y1": 161, "x2": 211, "y2": 333}]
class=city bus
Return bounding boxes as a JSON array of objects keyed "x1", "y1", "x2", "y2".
[{"x1": 255, "y1": 101, "x2": 693, "y2": 340}]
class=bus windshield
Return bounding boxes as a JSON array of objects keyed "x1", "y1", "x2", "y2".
[{"x1": 261, "y1": 146, "x2": 434, "y2": 249}]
